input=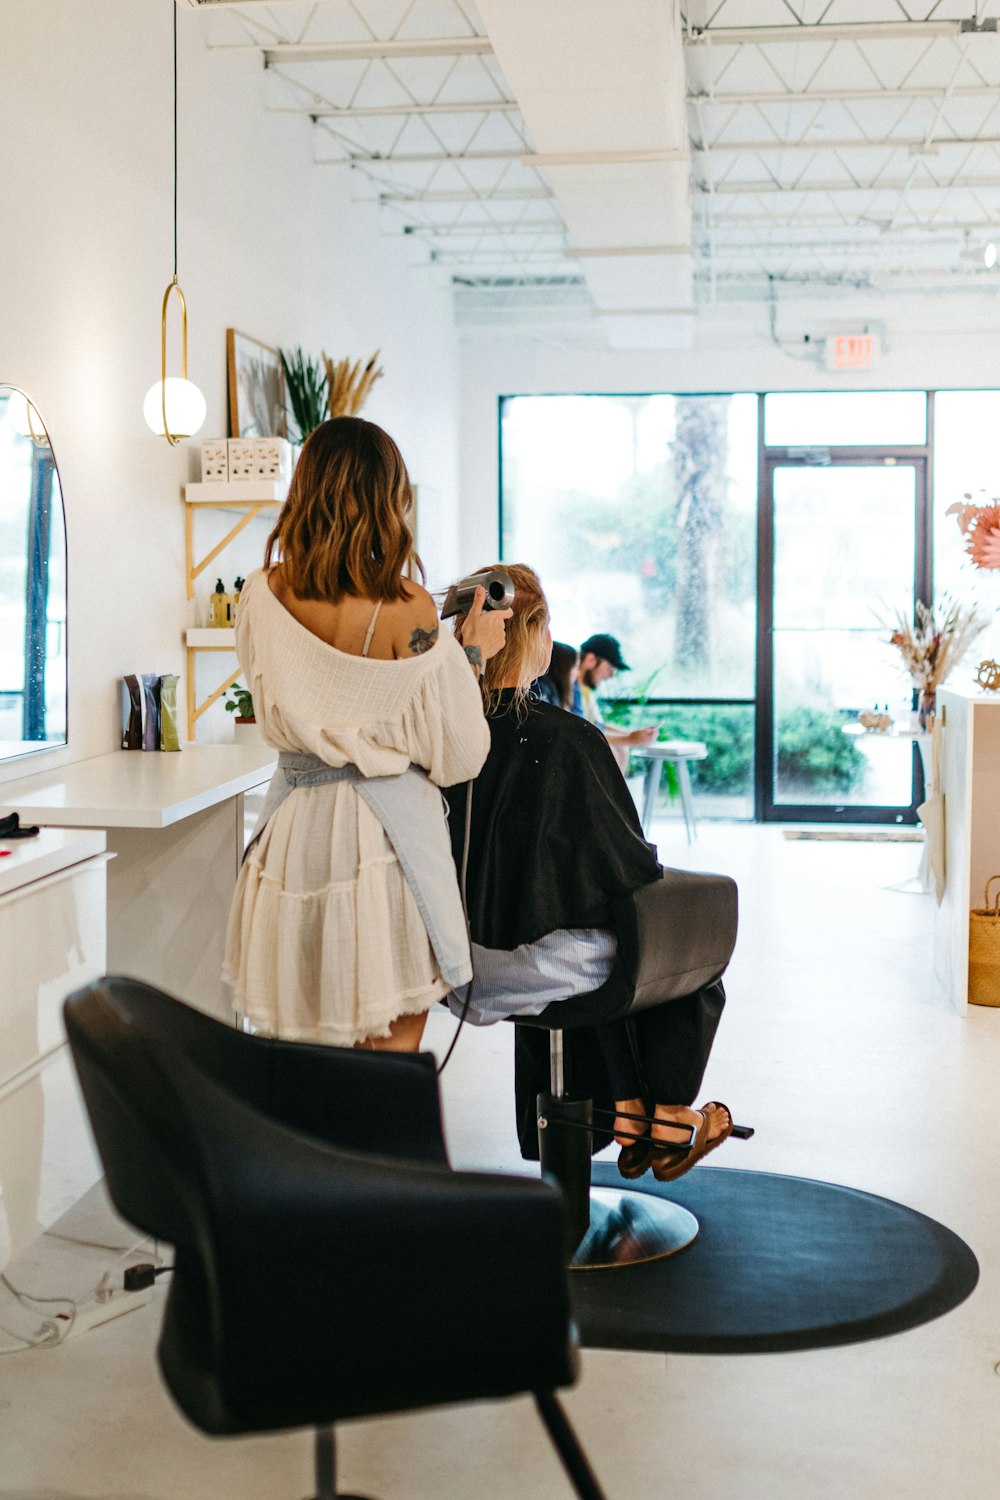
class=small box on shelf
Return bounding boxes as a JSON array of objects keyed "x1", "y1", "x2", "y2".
[
  {"x1": 227, "y1": 438, "x2": 255, "y2": 480},
  {"x1": 254, "y1": 436, "x2": 292, "y2": 481},
  {"x1": 201, "y1": 440, "x2": 228, "y2": 481}
]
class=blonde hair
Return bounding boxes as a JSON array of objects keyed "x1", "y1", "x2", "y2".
[
  {"x1": 456, "y1": 563, "x2": 551, "y2": 714},
  {"x1": 264, "y1": 416, "x2": 422, "y2": 601}
]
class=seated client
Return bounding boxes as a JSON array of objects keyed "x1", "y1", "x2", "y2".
[{"x1": 445, "y1": 564, "x2": 733, "y2": 1182}]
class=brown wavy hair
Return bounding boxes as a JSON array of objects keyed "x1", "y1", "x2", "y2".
[
  {"x1": 264, "y1": 416, "x2": 422, "y2": 600},
  {"x1": 455, "y1": 563, "x2": 551, "y2": 714}
]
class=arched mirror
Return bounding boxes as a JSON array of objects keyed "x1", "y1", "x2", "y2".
[{"x1": 0, "y1": 387, "x2": 67, "y2": 760}]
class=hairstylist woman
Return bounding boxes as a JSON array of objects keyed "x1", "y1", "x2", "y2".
[{"x1": 223, "y1": 417, "x2": 509, "y2": 1052}]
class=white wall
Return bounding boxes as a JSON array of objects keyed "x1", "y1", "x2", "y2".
[
  {"x1": 0, "y1": 0, "x2": 460, "y2": 779},
  {"x1": 458, "y1": 295, "x2": 1000, "y2": 567}
]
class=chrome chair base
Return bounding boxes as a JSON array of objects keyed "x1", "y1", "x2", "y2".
[{"x1": 570, "y1": 1187, "x2": 699, "y2": 1271}]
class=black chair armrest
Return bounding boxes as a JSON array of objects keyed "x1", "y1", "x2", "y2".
[
  {"x1": 84, "y1": 979, "x2": 449, "y2": 1166},
  {"x1": 613, "y1": 867, "x2": 738, "y2": 1014},
  {"x1": 265, "y1": 1042, "x2": 449, "y2": 1166}
]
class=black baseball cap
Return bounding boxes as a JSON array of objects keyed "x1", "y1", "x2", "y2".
[{"x1": 580, "y1": 633, "x2": 630, "y2": 671}]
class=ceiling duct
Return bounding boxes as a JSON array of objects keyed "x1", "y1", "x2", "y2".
[{"x1": 475, "y1": 0, "x2": 692, "y2": 349}]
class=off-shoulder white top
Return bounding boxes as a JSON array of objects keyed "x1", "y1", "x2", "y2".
[{"x1": 223, "y1": 568, "x2": 490, "y2": 1045}]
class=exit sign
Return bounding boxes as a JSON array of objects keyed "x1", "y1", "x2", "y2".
[{"x1": 826, "y1": 333, "x2": 878, "y2": 371}]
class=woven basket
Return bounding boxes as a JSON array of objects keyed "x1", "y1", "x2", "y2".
[{"x1": 969, "y1": 876, "x2": 1000, "y2": 1007}]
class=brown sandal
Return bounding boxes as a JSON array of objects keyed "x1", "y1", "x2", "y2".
[{"x1": 650, "y1": 1101, "x2": 734, "y2": 1183}]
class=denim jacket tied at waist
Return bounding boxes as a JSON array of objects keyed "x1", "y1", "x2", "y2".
[{"x1": 249, "y1": 751, "x2": 471, "y2": 988}]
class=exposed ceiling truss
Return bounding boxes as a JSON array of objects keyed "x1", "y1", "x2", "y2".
[
  {"x1": 683, "y1": 0, "x2": 1000, "y2": 297},
  {"x1": 195, "y1": 0, "x2": 1000, "y2": 321}
]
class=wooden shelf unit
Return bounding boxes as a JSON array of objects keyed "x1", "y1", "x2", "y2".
[
  {"x1": 183, "y1": 482, "x2": 285, "y2": 740},
  {"x1": 183, "y1": 481, "x2": 285, "y2": 601},
  {"x1": 185, "y1": 629, "x2": 241, "y2": 742}
]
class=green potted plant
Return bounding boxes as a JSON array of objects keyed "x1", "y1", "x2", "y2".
[
  {"x1": 279, "y1": 348, "x2": 329, "y2": 443},
  {"x1": 224, "y1": 683, "x2": 259, "y2": 743}
]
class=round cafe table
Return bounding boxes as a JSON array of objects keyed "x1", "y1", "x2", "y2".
[{"x1": 632, "y1": 740, "x2": 708, "y2": 843}]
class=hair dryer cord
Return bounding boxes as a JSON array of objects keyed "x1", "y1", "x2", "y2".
[{"x1": 436, "y1": 779, "x2": 475, "y2": 1076}]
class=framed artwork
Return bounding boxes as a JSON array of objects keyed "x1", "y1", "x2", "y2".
[{"x1": 227, "y1": 329, "x2": 287, "y2": 439}]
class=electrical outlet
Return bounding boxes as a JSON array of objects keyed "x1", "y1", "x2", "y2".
[{"x1": 52, "y1": 1284, "x2": 154, "y2": 1343}]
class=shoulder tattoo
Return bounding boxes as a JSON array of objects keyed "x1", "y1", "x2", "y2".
[{"x1": 408, "y1": 624, "x2": 440, "y2": 656}]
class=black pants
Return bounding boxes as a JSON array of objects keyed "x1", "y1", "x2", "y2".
[
  {"x1": 595, "y1": 985, "x2": 726, "y2": 1104},
  {"x1": 514, "y1": 980, "x2": 727, "y2": 1159}
]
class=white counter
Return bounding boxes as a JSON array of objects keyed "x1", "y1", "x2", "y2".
[
  {"x1": 0, "y1": 827, "x2": 107, "y2": 1270},
  {"x1": 0, "y1": 745, "x2": 276, "y2": 1021},
  {"x1": 0, "y1": 744, "x2": 277, "y2": 829},
  {"x1": 0, "y1": 827, "x2": 106, "y2": 898}
]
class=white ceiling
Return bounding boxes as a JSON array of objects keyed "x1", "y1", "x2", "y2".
[{"x1": 195, "y1": 0, "x2": 1000, "y2": 345}]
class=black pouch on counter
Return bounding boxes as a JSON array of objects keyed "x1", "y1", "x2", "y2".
[
  {"x1": 120, "y1": 675, "x2": 142, "y2": 749},
  {"x1": 141, "y1": 674, "x2": 161, "y2": 751}
]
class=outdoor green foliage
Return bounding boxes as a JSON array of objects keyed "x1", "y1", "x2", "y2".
[
  {"x1": 775, "y1": 707, "x2": 865, "y2": 792},
  {"x1": 224, "y1": 683, "x2": 254, "y2": 720},
  {"x1": 602, "y1": 701, "x2": 864, "y2": 794},
  {"x1": 551, "y1": 469, "x2": 679, "y2": 611},
  {"x1": 279, "y1": 348, "x2": 328, "y2": 443}
]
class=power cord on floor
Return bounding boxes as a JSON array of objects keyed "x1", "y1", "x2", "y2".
[
  {"x1": 0, "y1": 1234, "x2": 163, "y2": 1356},
  {"x1": 0, "y1": 1273, "x2": 75, "y2": 1354}
]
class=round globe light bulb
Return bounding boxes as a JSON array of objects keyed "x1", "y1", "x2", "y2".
[
  {"x1": 143, "y1": 377, "x2": 207, "y2": 439},
  {"x1": 6, "y1": 390, "x2": 47, "y2": 441},
  {"x1": 985, "y1": 241, "x2": 997, "y2": 269}
]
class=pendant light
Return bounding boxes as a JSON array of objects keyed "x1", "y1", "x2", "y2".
[
  {"x1": 6, "y1": 390, "x2": 49, "y2": 446},
  {"x1": 143, "y1": 2, "x2": 206, "y2": 444}
]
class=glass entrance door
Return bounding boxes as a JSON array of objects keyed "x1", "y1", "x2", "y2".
[{"x1": 761, "y1": 457, "x2": 927, "y2": 821}]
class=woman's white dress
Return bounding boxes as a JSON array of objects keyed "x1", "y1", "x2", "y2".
[{"x1": 222, "y1": 568, "x2": 490, "y2": 1045}]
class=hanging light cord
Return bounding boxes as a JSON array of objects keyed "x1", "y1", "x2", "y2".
[{"x1": 173, "y1": 0, "x2": 178, "y2": 280}]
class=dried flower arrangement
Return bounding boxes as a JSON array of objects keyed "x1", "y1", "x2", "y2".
[
  {"x1": 946, "y1": 495, "x2": 1000, "y2": 569},
  {"x1": 324, "y1": 349, "x2": 383, "y2": 419},
  {"x1": 882, "y1": 597, "x2": 988, "y2": 703}
]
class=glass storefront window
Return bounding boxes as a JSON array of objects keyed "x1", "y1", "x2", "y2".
[
  {"x1": 764, "y1": 391, "x2": 927, "y2": 448},
  {"x1": 500, "y1": 385, "x2": 1000, "y2": 823},
  {"x1": 500, "y1": 393, "x2": 758, "y2": 699}
]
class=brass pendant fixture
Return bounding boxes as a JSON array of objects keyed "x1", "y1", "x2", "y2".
[{"x1": 144, "y1": 2, "x2": 205, "y2": 445}]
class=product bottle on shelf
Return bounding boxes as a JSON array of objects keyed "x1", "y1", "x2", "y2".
[
  {"x1": 210, "y1": 578, "x2": 230, "y2": 629},
  {"x1": 230, "y1": 576, "x2": 245, "y2": 624}
]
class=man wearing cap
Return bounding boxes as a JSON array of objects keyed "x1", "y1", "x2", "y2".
[{"x1": 577, "y1": 632, "x2": 657, "y2": 774}]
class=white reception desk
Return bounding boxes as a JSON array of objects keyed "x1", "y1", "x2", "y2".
[{"x1": 933, "y1": 686, "x2": 1000, "y2": 1014}]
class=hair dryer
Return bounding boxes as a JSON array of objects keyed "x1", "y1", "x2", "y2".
[{"x1": 440, "y1": 568, "x2": 515, "y2": 620}]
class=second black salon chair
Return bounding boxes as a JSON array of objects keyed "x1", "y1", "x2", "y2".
[
  {"x1": 63, "y1": 977, "x2": 608, "y2": 1500},
  {"x1": 512, "y1": 866, "x2": 739, "y2": 1269}
]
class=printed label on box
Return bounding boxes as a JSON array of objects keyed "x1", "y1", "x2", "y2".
[
  {"x1": 201, "y1": 440, "x2": 228, "y2": 481},
  {"x1": 227, "y1": 438, "x2": 256, "y2": 479},
  {"x1": 254, "y1": 437, "x2": 291, "y2": 478}
]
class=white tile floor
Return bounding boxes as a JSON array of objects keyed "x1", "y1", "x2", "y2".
[{"x1": 2, "y1": 823, "x2": 1000, "y2": 1500}]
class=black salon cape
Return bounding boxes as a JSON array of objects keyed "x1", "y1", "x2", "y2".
[{"x1": 445, "y1": 691, "x2": 661, "y2": 1158}]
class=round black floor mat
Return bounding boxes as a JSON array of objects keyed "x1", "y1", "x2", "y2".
[{"x1": 573, "y1": 1165, "x2": 979, "y2": 1355}]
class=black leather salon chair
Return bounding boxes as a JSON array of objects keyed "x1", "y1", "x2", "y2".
[
  {"x1": 513, "y1": 867, "x2": 739, "y2": 1269},
  {"x1": 63, "y1": 978, "x2": 608, "y2": 1500}
]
